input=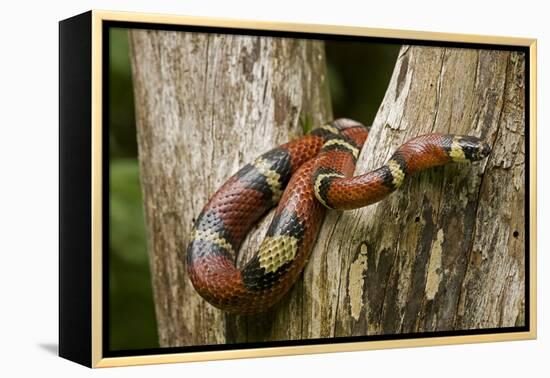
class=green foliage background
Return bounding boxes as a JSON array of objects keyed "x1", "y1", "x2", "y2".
[{"x1": 108, "y1": 27, "x2": 399, "y2": 351}]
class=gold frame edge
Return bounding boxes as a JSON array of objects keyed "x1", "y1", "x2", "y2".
[
  {"x1": 528, "y1": 39, "x2": 537, "y2": 338},
  {"x1": 95, "y1": 332, "x2": 535, "y2": 368},
  {"x1": 91, "y1": 10, "x2": 103, "y2": 368},
  {"x1": 93, "y1": 9, "x2": 536, "y2": 46}
]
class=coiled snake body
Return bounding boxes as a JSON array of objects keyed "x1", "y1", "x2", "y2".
[{"x1": 187, "y1": 118, "x2": 491, "y2": 314}]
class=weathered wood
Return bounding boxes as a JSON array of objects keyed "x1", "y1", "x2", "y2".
[
  {"x1": 128, "y1": 30, "x2": 332, "y2": 347},
  {"x1": 313, "y1": 46, "x2": 525, "y2": 336},
  {"x1": 131, "y1": 33, "x2": 525, "y2": 347}
]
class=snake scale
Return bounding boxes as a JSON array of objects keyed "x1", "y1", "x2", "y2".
[{"x1": 187, "y1": 118, "x2": 491, "y2": 314}]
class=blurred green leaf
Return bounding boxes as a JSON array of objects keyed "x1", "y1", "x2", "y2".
[
  {"x1": 109, "y1": 159, "x2": 158, "y2": 350},
  {"x1": 109, "y1": 28, "x2": 138, "y2": 159},
  {"x1": 300, "y1": 114, "x2": 313, "y2": 134},
  {"x1": 110, "y1": 159, "x2": 148, "y2": 265}
]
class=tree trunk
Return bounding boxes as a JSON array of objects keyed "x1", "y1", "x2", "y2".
[
  {"x1": 128, "y1": 30, "x2": 332, "y2": 347},
  {"x1": 313, "y1": 46, "x2": 526, "y2": 336}
]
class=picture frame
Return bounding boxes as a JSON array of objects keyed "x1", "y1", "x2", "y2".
[{"x1": 59, "y1": 10, "x2": 537, "y2": 368}]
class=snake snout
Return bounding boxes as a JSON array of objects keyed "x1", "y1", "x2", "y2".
[
  {"x1": 470, "y1": 140, "x2": 491, "y2": 161},
  {"x1": 479, "y1": 142, "x2": 492, "y2": 159}
]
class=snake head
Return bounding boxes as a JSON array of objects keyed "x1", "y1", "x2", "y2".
[{"x1": 453, "y1": 135, "x2": 492, "y2": 162}]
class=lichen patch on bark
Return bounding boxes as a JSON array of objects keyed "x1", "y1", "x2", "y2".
[
  {"x1": 348, "y1": 244, "x2": 369, "y2": 321},
  {"x1": 425, "y1": 229, "x2": 444, "y2": 300}
]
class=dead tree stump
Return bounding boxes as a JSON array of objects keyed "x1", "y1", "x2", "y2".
[{"x1": 129, "y1": 30, "x2": 332, "y2": 346}]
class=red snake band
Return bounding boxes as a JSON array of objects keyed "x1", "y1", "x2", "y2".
[{"x1": 186, "y1": 118, "x2": 491, "y2": 314}]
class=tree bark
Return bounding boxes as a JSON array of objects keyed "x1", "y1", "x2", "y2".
[
  {"x1": 128, "y1": 30, "x2": 332, "y2": 347},
  {"x1": 312, "y1": 46, "x2": 526, "y2": 336}
]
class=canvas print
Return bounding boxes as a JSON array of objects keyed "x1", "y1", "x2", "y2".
[{"x1": 107, "y1": 25, "x2": 527, "y2": 354}]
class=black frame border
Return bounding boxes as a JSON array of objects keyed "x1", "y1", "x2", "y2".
[{"x1": 59, "y1": 11, "x2": 93, "y2": 367}]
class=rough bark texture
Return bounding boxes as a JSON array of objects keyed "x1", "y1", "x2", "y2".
[
  {"x1": 128, "y1": 30, "x2": 332, "y2": 347},
  {"x1": 312, "y1": 46, "x2": 525, "y2": 337},
  {"x1": 130, "y1": 34, "x2": 525, "y2": 347}
]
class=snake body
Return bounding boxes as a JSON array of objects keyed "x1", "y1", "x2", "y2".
[{"x1": 187, "y1": 118, "x2": 491, "y2": 314}]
